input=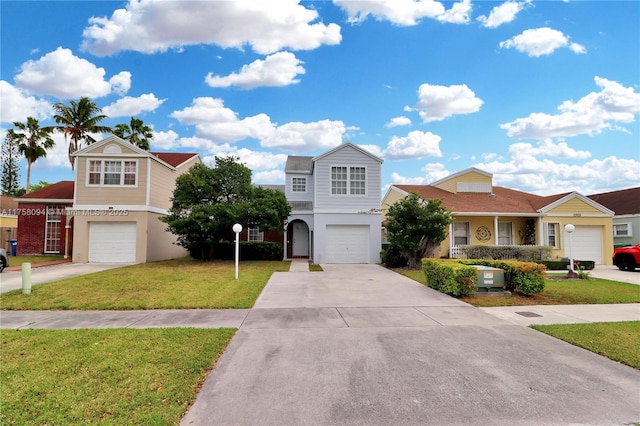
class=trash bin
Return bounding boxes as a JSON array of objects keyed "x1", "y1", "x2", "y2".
[
  {"x1": 10, "y1": 239, "x2": 17, "y2": 256},
  {"x1": 471, "y1": 265, "x2": 504, "y2": 292}
]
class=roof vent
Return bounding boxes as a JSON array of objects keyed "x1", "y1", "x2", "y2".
[{"x1": 489, "y1": 193, "x2": 496, "y2": 198}]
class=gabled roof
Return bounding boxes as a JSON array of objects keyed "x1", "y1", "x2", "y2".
[
  {"x1": 151, "y1": 152, "x2": 199, "y2": 168},
  {"x1": 537, "y1": 192, "x2": 614, "y2": 216},
  {"x1": 588, "y1": 187, "x2": 640, "y2": 215},
  {"x1": 393, "y1": 184, "x2": 543, "y2": 214},
  {"x1": 17, "y1": 181, "x2": 74, "y2": 203},
  {"x1": 73, "y1": 135, "x2": 198, "y2": 169},
  {"x1": 313, "y1": 142, "x2": 384, "y2": 164},
  {"x1": 285, "y1": 156, "x2": 314, "y2": 173},
  {"x1": 430, "y1": 167, "x2": 492, "y2": 187}
]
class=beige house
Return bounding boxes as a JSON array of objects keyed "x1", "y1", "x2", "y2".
[
  {"x1": 382, "y1": 168, "x2": 615, "y2": 265},
  {"x1": 69, "y1": 135, "x2": 200, "y2": 263}
]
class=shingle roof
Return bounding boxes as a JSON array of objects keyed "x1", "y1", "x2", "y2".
[
  {"x1": 393, "y1": 185, "x2": 547, "y2": 214},
  {"x1": 285, "y1": 156, "x2": 313, "y2": 173},
  {"x1": 588, "y1": 187, "x2": 640, "y2": 215},
  {"x1": 18, "y1": 181, "x2": 74, "y2": 201},
  {"x1": 257, "y1": 184, "x2": 285, "y2": 192},
  {"x1": 151, "y1": 152, "x2": 199, "y2": 167}
]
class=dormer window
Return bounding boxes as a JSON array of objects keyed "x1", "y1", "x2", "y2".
[
  {"x1": 292, "y1": 177, "x2": 306, "y2": 192},
  {"x1": 87, "y1": 160, "x2": 137, "y2": 186}
]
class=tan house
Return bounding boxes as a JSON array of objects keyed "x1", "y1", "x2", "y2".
[
  {"x1": 69, "y1": 135, "x2": 200, "y2": 263},
  {"x1": 382, "y1": 168, "x2": 615, "y2": 265}
]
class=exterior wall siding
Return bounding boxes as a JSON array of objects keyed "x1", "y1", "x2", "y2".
[
  {"x1": 75, "y1": 156, "x2": 147, "y2": 206},
  {"x1": 546, "y1": 198, "x2": 605, "y2": 215},
  {"x1": 148, "y1": 160, "x2": 178, "y2": 210},
  {"x1": 146, "y1": 213, "x2": 189, "y2": 262},
  {"x1": 313, "y1": 145, "x2": 381, "y2": 211},
  {"x1": 613, "y1": 215, "x2": 640, "y2": 246},
  {"x1": 542, "y1": 215, "x2": 613, "y2": 264},
  {"x1": 285, "y1": 173, "x2": 314, "y2": 203}
]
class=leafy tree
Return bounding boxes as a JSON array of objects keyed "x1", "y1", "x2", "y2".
[
  {"x1": 162, "y1": 157, "x2": 291, "y2": 260},
  {"x1": 113, "y1": 117, "x2": 153, "y2": 150},
  {"x1": 28, "y1": 180, "x2": 52, "y2": 193},
  {"x1": 1, "y1": 132, "x2": 22, "y2": 195},
  {"x1": 49, "y1": 97, "x2": 112, "y2": 169},
  {"x1": 384, "y1": 192, "x2": 453, "y2": 269},
  {"x1": 9, "y1": 117, "x2": 55, "y2": 193}
]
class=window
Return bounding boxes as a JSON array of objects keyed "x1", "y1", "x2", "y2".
[
  {"x1": 87, "y1": 159, "x2": 137, "y2": 186},
  {"x1": 545, "y1": 222, "x2": 559, "y2": 248},
  {"x1": 498, "y1": 222, "x2": 513, "y2": 245},
  {"x1": 248, "y1": 228, "x2": 264, "y2": 242},
  {"x1": 292, "y1": 177, "x2": 306, "y2": 192},
  {"x1": 453, "y1": 222, "x2": 469, "y2": 245},
  {"x1": 613, "y1": 223, "x2": 632, "y2": 237},
  {"x1": 331, "y1": 166, "x2": 366, "y2": 195},
  {"x1": 45, "y1": 205, "x2": 62, "y2": 253}
]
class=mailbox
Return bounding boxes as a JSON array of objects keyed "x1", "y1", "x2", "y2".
[{"x1": 471, "y1": 265, "x2": 504, "y2": 292}]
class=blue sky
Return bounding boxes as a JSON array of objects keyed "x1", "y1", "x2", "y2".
[{"x1": 1, "y1": 0, "x2": 639, "y2": 196}]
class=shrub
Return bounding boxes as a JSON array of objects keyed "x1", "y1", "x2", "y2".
[
  {"x1": 536, "y1": 259, "x2": 595, "y2": 271},
  {"x1": 513, "y1": 273, "x2": 545, "y2": 295},
  {"x1": 422, "y1": 259, "x2": 476, "y2": 297},
  {"x1": 210, "y1": 241, "x2": 283, "y2": 260},
  {"x1": 460, "y1": 245, "x2": 551, "y2": 261},
  {"x1": 380, "y1": 245, "x2": 408, "y2": 268},
  {"x1": 453, "y1": 259, "x2": 546, "y2": 295}
]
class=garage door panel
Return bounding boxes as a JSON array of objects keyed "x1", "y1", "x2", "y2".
[
  {"x1": 89, "y1": 222, "x2": 136, "y2": 263},
  {"x1": 565, "y1": 226, "x2": 602, "y2": 264},
  {"x1": 325, "y1": 225, "x2": 369, "y2": 264}
]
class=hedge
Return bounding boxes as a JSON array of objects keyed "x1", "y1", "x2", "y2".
[
  {"x1": 536, "y1": 259, "x2": 595, "y2": 271},
  {"x1": 422, "y1": 258, "x2": 547, "y2": 297},
  {"x1": 209, "y1": 241, "x2": 283, "y2": 260},
  {"x1": 459, "y1": 245, "x2": 551, "y2": 261}
]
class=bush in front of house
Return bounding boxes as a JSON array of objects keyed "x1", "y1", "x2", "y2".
[
  {"x1": 460, "y1": 245, "x2": 551, "y2": 262},
  {"x1": 458, "y1": 259, "x2": 546, "y2": 295},
  {"x1": 380, "y1": 245, "x2": 408, "y2": 268},
  {"x1": 210, "y1": 241, "x2": 283, "y2": 260},
  {"x1": 536, "y1": 259, "x2": 595, "y2": 271},
  {"x1": 422, "y1": 259, "x2": 476, "y2": 297}
]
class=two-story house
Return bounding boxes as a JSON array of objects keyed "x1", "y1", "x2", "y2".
[
  {"x1": 69, "y1": 135, "x2": 200, "y2": 263},
  {"x1": 282, "y1": 143, "x2": 383, "y2": 264}
]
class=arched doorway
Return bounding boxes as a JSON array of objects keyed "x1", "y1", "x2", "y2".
[{"x1": 287, "y1": 220, "x2": 310, "y2": 259}]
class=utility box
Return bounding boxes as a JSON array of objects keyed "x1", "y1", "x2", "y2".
[{"x1": 471, "y1": 265, "x2": 504, "y2": 292}]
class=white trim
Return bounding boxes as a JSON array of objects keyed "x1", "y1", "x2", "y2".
[
  {"x1": 86, "y1": 159, "x2": 139, "y2": 188},
  {"x1": 16, "y1": 198, "x2": 73, "y2": 204},
  {"x1": 291, "y1": 176, "x2": 307, "y2": 193},
  {"x1": 313, "y1": 208, "x2": 381, "y2": 214},
  {"x1": 44, "y1": 205, "x2": 62, "y2": 253},
  {"x1": 69, "y1": 205, "x2": 168, "y2": 214},
  {"x1": 146, "y1": 157, "x2": 151, "y2": 206},
  {"x1": 613, "y1": 223, "x2": 632, "y2": 237},
  {"x1": 452, "y1": 212, "x2": 542, "y2": 217}
]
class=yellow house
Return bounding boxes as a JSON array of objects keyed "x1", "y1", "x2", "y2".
[
  {"x1": 0, "y1": 195, "x2": 18, "y2": 252},
  {"x1": 382, "y1": 168, "x2": 615, "y2": 265},
  {"x1": 70, "y1": 135, "x2": 200, "y2": 263}
]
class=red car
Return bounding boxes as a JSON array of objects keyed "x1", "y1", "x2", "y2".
[{"x1": 612, "y1": 244, "x2": 640, "y2": 271}]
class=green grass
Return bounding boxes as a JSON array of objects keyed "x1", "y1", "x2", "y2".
[
  {"x1": 393, "y1": 268, "x2": 640, "y2": 307},
  {"x1": 1, "y1": 258, "x2": 291, "y2": 310},
  {"x1": 532, "y1": 322, "x2": 640, "y2": 369},
  {"x1": 5, "y1": 254, "x2": 65, "y2": 266},
  {"x1": 0, "y1": 328, "x2": 236, "y2": 425},
  {"x1": 309, "y1": 263, "x2": 324, "y2": 272}
]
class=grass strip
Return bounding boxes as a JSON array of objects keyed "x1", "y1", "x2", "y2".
[
  {"x1": 531, "y1": 322, "x2": 640, "y2": 369},
  {"x1": 0, "y1": 328, "x2": 235, "y2": 425},
  {"x1": 1, "y1": 259, "x2": 290, "y2": 310}
]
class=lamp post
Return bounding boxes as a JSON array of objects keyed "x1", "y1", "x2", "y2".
[
  {"x1": 564, "y1": 224, "x2": 575, "y2": 272},
  {"x1": 232, "y1": 223, "x2": 243, "y2": 280}
]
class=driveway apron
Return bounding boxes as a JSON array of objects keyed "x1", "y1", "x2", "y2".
[{"x1": 182, "y1": 264, "x2": 640, "y2": 426}]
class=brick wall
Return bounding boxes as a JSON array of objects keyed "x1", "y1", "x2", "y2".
[{"x1": 16, "y1": 203, "x2": 72, "y2": 255}]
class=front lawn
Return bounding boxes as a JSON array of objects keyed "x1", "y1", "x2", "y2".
[
  {"x1": 1, "y1": 258, "x2": 290, "y2": 310},
  {"x1": 532, "y1": 322, "x2": 640, "y2": 369},
  {"x1": 394, "y1": 268, "x2": 640, "y2": 307},
  {"x1": 6, "y1": 254, "x2": 65, "y2": 266},
  {"x1": 0, "y1": 328, "x2": 235, "y2": 425}
]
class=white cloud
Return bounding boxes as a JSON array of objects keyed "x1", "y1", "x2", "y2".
[
  {"x1": 389, "y1": 163, "x2": 450, "y2": 186},
  {"x1": 205, "y1": 148, "x2": 288, "y2": 171},
  {"x1": 390, "y1": 172, "x2": 428, "y2": 185},
  {"x1": 261, "y1": 119, "x2": 346, "y2": 152},
  {"x1": 205, "y1": 51, "x2": 305, "y2": 89},
  {"x1": 477, "y1": 0, "x2": 530, "y2": 29},
  {"x1": 0, "y1": 81, "x2": 51, "y2": 123},
  {"x1": 81, "y1": 0, "x2": 341, "y2": 56},
  {"x1": 499, "y1": 27, "x2": 586, "y2": 57},
  {"x1": 151, "y1": 130, "x2": 179, "y2": 150},
  {"x1": 509, "y1": 139, "x2": 591, "y2": 159},
  {"x1": 408, "y1": 83, "x2": 483, "y2": 123},
  {"x1": 569, "y1": 42, "x2": 587, "y2": 54},
  {"x1": 103, "y1": 93, "x2": 166, "y2": 117},
  {"x1": 501, "y1": 77, "x2": 640, "y2": 139},
  {"x1": 385, "y1": 116, "x2": 412, "y2": 128},
  {"x1": 384, "y1": 130, "x2": 442, "y2": 160},
  {"x1": 13, "y1": 47, "x2": 130, "y2": 98},
  {"x1": 253, "y1": 169, "x2": 286, "y2": 183},
  {"x1": 357, "y1": 144, "x2": 385, "y2": 158},
  {"x1": 335, "y1": 0, "x2": 471, "y2": 26}
]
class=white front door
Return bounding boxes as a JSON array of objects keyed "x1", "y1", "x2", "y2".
[{"x1": 292, "y1": 222, "x2": 309, "y2": 257}]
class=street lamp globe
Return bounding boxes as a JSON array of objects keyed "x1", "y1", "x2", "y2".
[
  {"x1": 564, "y1": 224, "x2": 575, "y2": 234},
  {"x1": 233, "y1": 223, "x2": 243, "y2": 233}
]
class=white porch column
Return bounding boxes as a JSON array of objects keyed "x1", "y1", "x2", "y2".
[
  {"x1": 448, "y1": 222, "x2": 454, "y2": 256},
  {"x1": 283, "y1": 227, "x2": 288, "y2": 260},
  {"x1": 494, "y1": 216, "x2": 499, "y2": 245},
  {"x1": 538, "y1": 217, "x2": 544, "y2": 245}
]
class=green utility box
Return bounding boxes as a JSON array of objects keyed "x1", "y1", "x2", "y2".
[{"x1": 471, "y1": 265, "x2": 505, "y2": 292}]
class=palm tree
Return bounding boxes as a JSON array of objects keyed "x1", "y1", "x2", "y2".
[
  {"x1": 113, "y1": 117, "x2": 153, "y2": 150},
  {"x1": 49, "y1": 97, "x2": 112, "y2": 170},
  {"x1": 9, "y1": 117, "x2": 55, "y2": 193}
]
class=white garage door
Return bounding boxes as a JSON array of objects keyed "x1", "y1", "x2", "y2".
[
  {"x1": 89, "y1": 222, "x2": 136, "y2": 263},
  {"x1": 325, "y1": 225, "x2": 369, "y2": 263},
  {"x1": 565, "y1": 226, "x2": 603, "y2": 264}
]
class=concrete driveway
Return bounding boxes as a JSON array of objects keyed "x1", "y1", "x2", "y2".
[
  {"x1": 590, "y1": 265, "x2": 640, "y2": 285},
  {"x1": 182, "y1": 264, "x2": 640, "y2": 426},
  {"x1": 0, "y1": 262, "x2": 133, "y2": 293}
]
